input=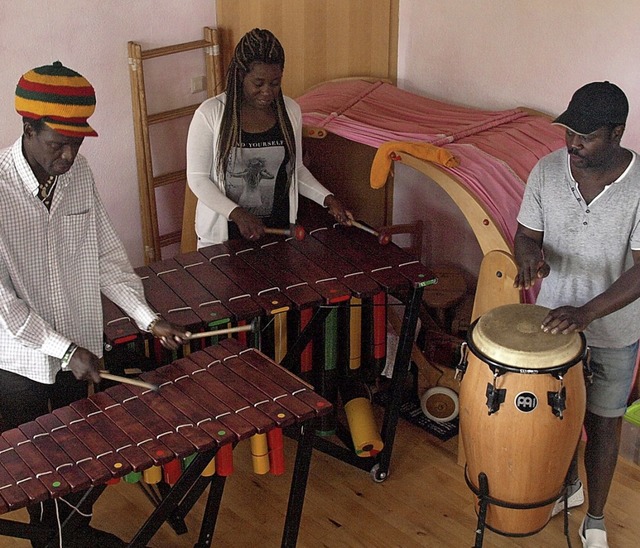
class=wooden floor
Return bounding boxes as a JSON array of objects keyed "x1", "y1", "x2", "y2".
[{"x1": 2, "y1": 414, "x2": 639, "y2": 548}]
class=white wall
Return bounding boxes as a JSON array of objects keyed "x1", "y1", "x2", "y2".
[
  {"x1": 393, "y1": 0, "x2": 640, "y2": 275},
  {"x1": 0, "y1": 0, "x2": 216, "y2": 266}
]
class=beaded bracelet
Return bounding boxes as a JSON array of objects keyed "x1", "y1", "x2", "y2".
[{"x1": 60, "y1": 343, "x2": 78, "y2": 369}]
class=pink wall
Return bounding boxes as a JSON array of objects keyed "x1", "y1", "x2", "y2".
[
  {"x1": 0, "y1": 1, "x2": 216, "y2": 266},
  {"x1": 393, "y1": 0, "x2": 640, "y2": 275},
  {"x1": 3, "y1": 1, "x2": 637, "y2": 272},
  {"x1": 398, "y1": 0, "x2": 640, "y2": 149}
]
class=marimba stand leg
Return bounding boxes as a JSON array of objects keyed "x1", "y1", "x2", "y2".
[
  {"x1": 0, "y1": 485, "x2": 106, "y2": 546},
  {"x1": 156, "y1": 482, "x2": 189, "y2": 534},
  {"x1": 166, "y1": 471, "x2": 223, "y2": 531},
  {"x1": 280, "y1": 306, "x2": 333, "y2": 374},
  {"x1": 124, "y1": 424, "x2": 315, "y2": 548},
  {"x1": 374, "y1": 285, "x2": 424, "y2": 481},
  {"x1": 128, "y1": 447, "x2": 218, "y2": 547},
  {"x1": 193, "y1": 474, "x2": 227, "y2": 548},
  {"x1": 281, "y1": 422, "x2": 315, "y2": 548}
]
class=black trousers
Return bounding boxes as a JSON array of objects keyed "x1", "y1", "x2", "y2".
[
  {"x1": 0, "y1": 367, "x2": 88, "y2": 430},
  {"x1": 0, "y1": 368, "x2": 92, "y2": 545}
]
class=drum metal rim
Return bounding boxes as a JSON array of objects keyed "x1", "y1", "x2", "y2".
[{"x1": 467, "y1": 318, "x2": 587, "y2": 376}]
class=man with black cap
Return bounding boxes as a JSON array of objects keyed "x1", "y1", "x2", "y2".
[
  {"x1": 514, "y1": 81, "x2": 640, "y2": 547},
  {"x1": 0, "y1": 62, "x2": 190, "y2": 546}
]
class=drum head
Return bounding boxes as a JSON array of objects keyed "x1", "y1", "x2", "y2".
[{"x1": 471, "y1": 304, "x2": 584, "y2": 370}]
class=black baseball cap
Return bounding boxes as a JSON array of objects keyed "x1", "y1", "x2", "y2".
[{"x1": 553, "y1": 81, "x2": 628, "y2": 135}]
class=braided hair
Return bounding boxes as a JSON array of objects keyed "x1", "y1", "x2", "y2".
[{"x1": 217, "y1": 29, "x2": 296, "y2": 188}]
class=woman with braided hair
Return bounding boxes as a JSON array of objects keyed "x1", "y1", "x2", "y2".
[{"x1": 187, "y1": 28, "x2": 352, "y2": 246}]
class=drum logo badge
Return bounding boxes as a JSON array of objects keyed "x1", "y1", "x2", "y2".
[{"x1": 515, "y1": 391, "x2": 538, "y2": 412}]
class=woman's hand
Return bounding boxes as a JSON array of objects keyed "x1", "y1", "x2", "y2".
[
  {"x1": 324, "y1": 195, "x2": 354, "y2": 225},
  {"x1": 229, "y1": 207, "x2": 265, "y2": 240}
]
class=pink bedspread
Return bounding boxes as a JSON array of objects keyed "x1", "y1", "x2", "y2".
[{"x1": 298, "y1": 80, "x2": 566, "y2": 250}]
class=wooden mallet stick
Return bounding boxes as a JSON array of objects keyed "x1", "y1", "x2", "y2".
[
  {"x1": 99, "y1": 371, "x2": 159, "y2": 392},
  {"x1": 186, "y1": 322, "x2": 255, "y2": 341},
  {"x1": 264, "y1": 224, "x2": 306, "y2": 240},
  {"x1": 350, "y1": 220, "x2": 391, "y2": 245}
]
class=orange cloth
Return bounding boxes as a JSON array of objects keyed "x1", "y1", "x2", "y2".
[{"x1": 370, "y1": 141, "x2": 460, "y2": 189}]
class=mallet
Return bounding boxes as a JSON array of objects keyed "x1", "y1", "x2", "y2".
[
  {"x1": 186, "y1": 321, "x2": 257, "y2": 341},
  {"x1": 263, "y1": 224, "x2": 306, "y2": 240},
  {"x1": 99, "y1": 371, "x2": 160, "y2": 392},
  {"x1": 350, "y1": 220, "x2": 391, "y2": 245}
]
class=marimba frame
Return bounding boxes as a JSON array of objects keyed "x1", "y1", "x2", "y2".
[{"x1": 0, "y1": 346, "x2": 331, "y2": 547}]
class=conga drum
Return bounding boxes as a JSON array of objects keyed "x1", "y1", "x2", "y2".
[{"x1": 459, "y1": 303, "x2": 587, "y2": 536}]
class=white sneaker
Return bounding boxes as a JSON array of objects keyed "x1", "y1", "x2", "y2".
[
  {"x1": 579, "y1": 516, "x2": 609, "y2": 548},
  {"x1": 551, "y1": 480, "x2": 585, "y2": 517}
]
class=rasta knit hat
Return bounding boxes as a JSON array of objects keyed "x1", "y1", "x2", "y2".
[
  {"x1": 553, "y1": 81, "x2": 628, "y2": 136},
  {"x1": 15, "y1": 61, "x2": 97, "y2": 137}
]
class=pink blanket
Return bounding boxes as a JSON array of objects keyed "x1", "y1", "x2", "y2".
[{"x1": 298, "y1": 80, "x2": 566, "y2": 251}]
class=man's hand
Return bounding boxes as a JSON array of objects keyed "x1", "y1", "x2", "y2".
[
  {"x1": 67, "y1": 347, "x2": 101, "y2": 383},
  {"x1": 513, "y1": 225, "x2": 549, "y2": 289},
  {"x1": 150, "y1": 319, "x2": 191, "y2": 350},
  {"x1": 541, "y1": 305, "x2": 594, "y2": 335},
  {"x1": 514, "y1": 258, "x2": 550, "y2": 289}
]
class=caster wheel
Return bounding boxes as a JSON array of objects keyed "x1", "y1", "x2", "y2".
[
  {"x1": 420, "y1": 387, "x2": 459, "y2": 423},
  {"x1": 370, "y1": 464, "x2": 388, "y2": 483}
]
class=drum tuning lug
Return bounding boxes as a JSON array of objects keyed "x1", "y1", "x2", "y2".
[
  {"x1": 547, "y1": 387, "x2": 567, "y2": 419},
  {"x1": 485, "y1": 383, "x2": 506, "y2": 414},
  {"x1": 455, "y1": 342, "x2": 468, "y2": 380}
]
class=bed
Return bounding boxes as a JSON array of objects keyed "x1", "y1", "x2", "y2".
[
  {"x1": 297, "y1": 78, "x2": 567, "y2": 312},
  {"x1": 298, "y1": 78, "x2": 565, "y2": 256}
]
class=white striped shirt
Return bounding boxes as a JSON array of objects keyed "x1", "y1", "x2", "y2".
[{"x1": 0, "y1": 138, "x2": 157, "y2": 383}]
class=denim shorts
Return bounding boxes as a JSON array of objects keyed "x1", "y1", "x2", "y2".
[{"x1": 586, "y1": 341, "x2": 639, "y2": 418}]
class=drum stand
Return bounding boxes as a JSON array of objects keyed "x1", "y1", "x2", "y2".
[{"x1": 466, "y1": 471, "x2": 574, "y2": 548}]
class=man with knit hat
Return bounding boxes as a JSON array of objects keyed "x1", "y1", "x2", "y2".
[
  {"x1": 0, "y1": 62, "x2": 189, "y2": 546},
  {"x1": 514, "y1": 81, "x2": 640, "y2": 548}
]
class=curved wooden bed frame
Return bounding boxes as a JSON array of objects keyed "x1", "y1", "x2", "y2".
[{"x1": 298, "y1": 78, "x2": 567, "y2": 314}]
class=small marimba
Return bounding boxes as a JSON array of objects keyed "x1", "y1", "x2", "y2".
[{"x1": 0, "y1": 344, "x2": 332, "y2": 547}]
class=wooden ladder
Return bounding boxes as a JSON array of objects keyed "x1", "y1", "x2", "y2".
[{"x1": 128, "y1": 27, "x2": 224, "y2": 264}]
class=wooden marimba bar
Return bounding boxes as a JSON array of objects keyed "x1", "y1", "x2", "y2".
[
  {"x1": 102, "y1": 221, "x2": 435, "y2": 481},
  {"x1": 102, "y1": 294, "x2": 142, "y2": 351},
  {"x1": 0, "y1": 344, "x2": 332, "y2": 547}
]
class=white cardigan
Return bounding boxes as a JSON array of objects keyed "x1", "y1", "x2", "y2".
[{"x1": 186, "y1": 93, "x2": 332, "y2": 247}]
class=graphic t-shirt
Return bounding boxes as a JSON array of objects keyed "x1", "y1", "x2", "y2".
[{"x1": 225, "y1": 123, "x2": 290, "y2": 239}]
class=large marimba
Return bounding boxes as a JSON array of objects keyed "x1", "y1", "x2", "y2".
[
  {"x1": 0, "y1": 344, "x2": 332, "y2": 547},
  {"x1": 103, "y1": 218, "x2": 435, "y2": 481}
]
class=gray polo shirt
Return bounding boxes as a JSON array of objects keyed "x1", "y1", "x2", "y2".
[{"x1": 518, "y1": 148, "x2": 640, "y2": 348}]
